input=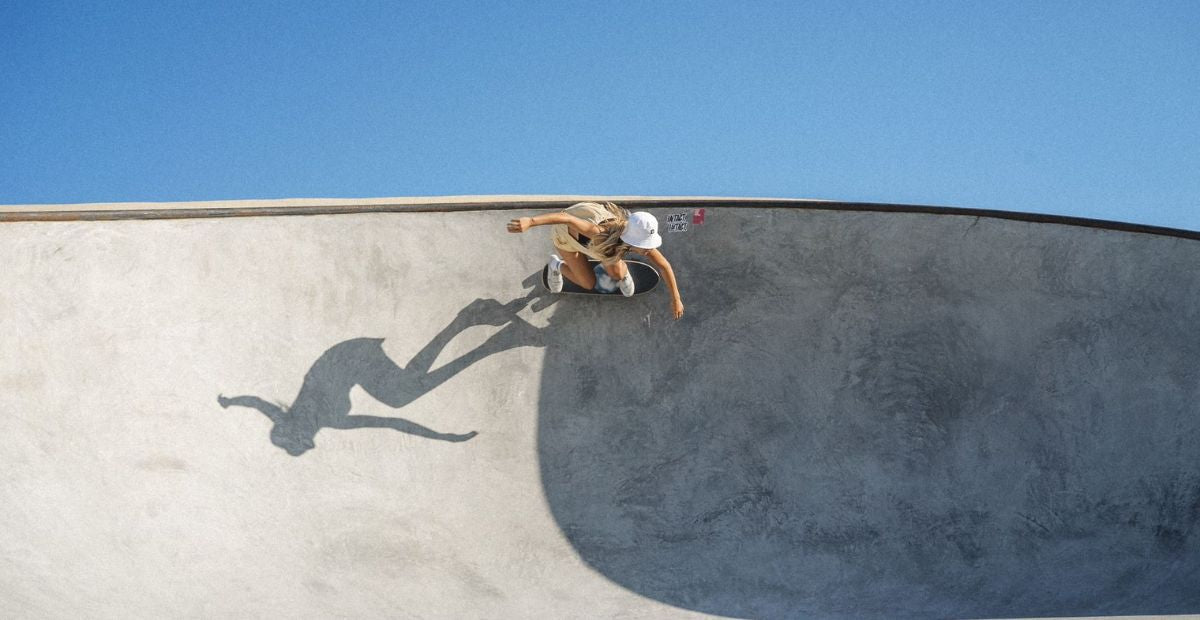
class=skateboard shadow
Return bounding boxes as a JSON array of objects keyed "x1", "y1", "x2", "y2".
[{"x1": 219, "y1": 276, "x2": 553, "y2": 456}]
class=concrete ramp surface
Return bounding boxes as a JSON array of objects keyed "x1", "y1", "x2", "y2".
[{"x1": 1, "y1": 198, "x2": 1198, "y2": 618}]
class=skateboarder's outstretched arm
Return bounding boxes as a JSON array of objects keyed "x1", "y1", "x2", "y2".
[{"x1": 507, "y1": 213, "x2": 601, "y2": 238}]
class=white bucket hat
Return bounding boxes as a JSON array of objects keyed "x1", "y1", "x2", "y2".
[{"x1": 621, "y1": 211, "x2": 662, "y2": 249}]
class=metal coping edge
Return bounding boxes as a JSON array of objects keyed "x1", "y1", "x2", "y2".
[{"x1": 1, "y1": 198, "x2": 1196, "y2": 242}]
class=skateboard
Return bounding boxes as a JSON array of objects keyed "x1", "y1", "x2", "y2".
[{"x1": 541, "y1": 259, "x2": 660, "y2": 296}]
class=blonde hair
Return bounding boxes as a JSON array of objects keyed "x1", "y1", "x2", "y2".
[{"x1": 586, "y1": 203, "x2": 632, "y2": 264}]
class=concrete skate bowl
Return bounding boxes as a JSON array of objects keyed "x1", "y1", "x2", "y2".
[{"x1": 535, "y1": 206, "x2": 1200, "y2": 618}]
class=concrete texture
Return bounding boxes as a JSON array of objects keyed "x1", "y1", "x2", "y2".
[{"x1": 1, "y1": 199, "x2": 1197, "y2": 619}]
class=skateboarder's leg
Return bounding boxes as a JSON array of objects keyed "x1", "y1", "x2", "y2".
[
  {"x1": 557, "y1": 249, "x2": 597, "y2": 290},
  {"x1": 602, "y1": 259, "x2": 629, "y2": 280},
  {"x1": 602, "y1": 259, "x2": 636, "y2": 296}
]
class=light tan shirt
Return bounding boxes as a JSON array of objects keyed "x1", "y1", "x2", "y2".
[{"x1": 550, "y1": 202, "x2": 618, "y2": 262}]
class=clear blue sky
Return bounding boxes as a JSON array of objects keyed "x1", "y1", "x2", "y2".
[{"x1": 3, "y1": 1, "x2": 1197, "y2": 231}]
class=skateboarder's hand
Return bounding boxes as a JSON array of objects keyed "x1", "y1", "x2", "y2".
[
  {"x1": 672, "y1": 299, "x2": 684, "y2": 320},
  {"x1": 506, "y1": 217, "x2": 531, "y2": 233}
]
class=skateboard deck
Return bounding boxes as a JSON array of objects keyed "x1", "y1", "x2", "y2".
[{"x1": 541, "y1": 259, "x2": 660, "y2": 296}]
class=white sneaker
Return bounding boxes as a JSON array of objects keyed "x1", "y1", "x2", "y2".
[
  {"x1": 618, "y1": 273, "x2": 635, "y2": 297},
  {"x1": 547, "y1": 255, "x2": 564, "y2": 293}
]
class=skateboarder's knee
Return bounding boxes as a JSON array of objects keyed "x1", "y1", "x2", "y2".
[{"x1": 604, "y1": 260, "x2": 629, "y2": 280}]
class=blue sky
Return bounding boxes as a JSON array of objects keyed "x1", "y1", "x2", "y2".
[{"x1": 2, "y1": 1, "x2": 1197, "y2": 231}]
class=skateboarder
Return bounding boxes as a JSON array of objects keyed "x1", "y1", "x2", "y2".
[{"x1": 506, "y1": 201, "x2": 685, "y2": 319}]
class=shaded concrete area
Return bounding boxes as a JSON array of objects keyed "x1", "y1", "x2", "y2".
[
  {"x1": 0, "y1": 199, "x2": 1197, "y2": 618},
  {"x1": 538, "y1": 209, "x2": 1200, "y2": 618}
]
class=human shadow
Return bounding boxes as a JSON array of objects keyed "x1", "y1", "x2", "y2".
[{"x1": 219, "y1": 283, "x2": 552, "y2": 456}]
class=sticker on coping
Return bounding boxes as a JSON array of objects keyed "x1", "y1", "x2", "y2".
[
  {"x1": 692, "y1": 208, "x2": 706, "y2": 225},
  {"x1": 665, "y1": 212, "x2": 689, "y2": 233}
]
